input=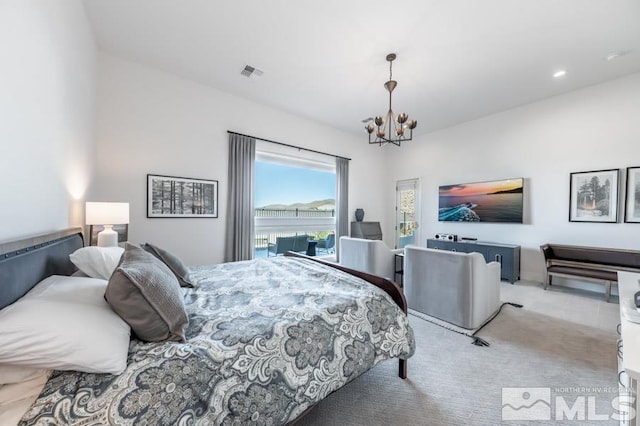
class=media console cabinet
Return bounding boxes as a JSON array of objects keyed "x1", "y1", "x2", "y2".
[{"x1": 426, "y1": 239, "x2": 521, "y2": 283}]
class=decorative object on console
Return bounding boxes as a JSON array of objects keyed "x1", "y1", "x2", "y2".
[
  {"x1": 85, "y1": 202, "x2": 130, "y2": 247},
  {"x1": 569, "y1": 169, "x2": 619, "y2": 223},
  {"x1": 438, "y1": 178, "x2": 523, "y2": 223},
  {"x1": 147, "y1": 174, "x2": 218, "y2": 218},
  {"x1": 364, "y1": 53, "x2": 417, "y2": 147},
  {"x1": 624, "y1": 166, "x2": 640, "y2": 223},
  {"x1": 355, "y1": 208, "x2": 365, "y2": 222},
  {"x1": 434, "y1": 233, "x2": 458, "y2": 241}
]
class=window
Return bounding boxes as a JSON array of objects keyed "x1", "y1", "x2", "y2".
[{"x1": 254, "y1": 144, "x2": 336, "y2": 257}]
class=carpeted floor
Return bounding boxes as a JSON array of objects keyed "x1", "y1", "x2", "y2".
[{"x1": 297, "y1": 305, "x2": 619, "y2": 425}]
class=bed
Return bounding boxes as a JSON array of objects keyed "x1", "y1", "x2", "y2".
[{"x1": 0, "y1": 228, "x2": 415, "y2": 425}]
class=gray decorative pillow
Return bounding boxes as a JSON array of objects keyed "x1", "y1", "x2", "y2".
[
  {"x1": 142, "y1": 243, "x2": 194, "y2": 288},
  {"x1": 105, "y1": 243, "x2": 188, "y2": 342}
]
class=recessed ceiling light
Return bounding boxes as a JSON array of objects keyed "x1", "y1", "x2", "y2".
[
  {"x1": 553, "y1": 70, "x2": 567, "y2": 79},
  {"x1": 605, "y1": 50, "x2": 631, "y2": 61}
]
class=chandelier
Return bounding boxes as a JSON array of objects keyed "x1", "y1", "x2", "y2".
[{"x1": 365, "y1": 53, "x2": 417, "y2": 146}]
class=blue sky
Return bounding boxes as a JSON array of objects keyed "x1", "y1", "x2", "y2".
[{"x1": 255, "y1": 161, "x2": 335, "y2": 207}]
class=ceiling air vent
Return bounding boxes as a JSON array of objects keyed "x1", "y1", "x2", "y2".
[{"x1": 241, "y1": 65, "x2": 264, "y2": 78}]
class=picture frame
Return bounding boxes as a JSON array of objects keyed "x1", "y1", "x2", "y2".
[
  {"x1": 147, "y1": 174, "x2": 218, "y2": 218},
  {"x1": 89, "y1": 224, "x2": 129, "y2": 246},
  {"x1": 624, "y1": 166, "x2": 640, "y2": 223},
  {"x1": 569, "y1": 169, "x2": 619, "y2": 223}
]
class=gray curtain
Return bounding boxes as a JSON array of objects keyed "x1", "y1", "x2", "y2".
[
  {"x1": 224, "y1": 134, "x2": 256, "y2": 262},
  {"x1": 335, "y1": 157, "x2": 349, "y2": 261}
]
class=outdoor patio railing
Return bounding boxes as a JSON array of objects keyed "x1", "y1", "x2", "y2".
[{"x1": 255, "y1": 208, "x2": 335, "y2": 218}]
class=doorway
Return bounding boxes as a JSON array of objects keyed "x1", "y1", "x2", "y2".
[{"x1": 395, "y1": 178, "x2": 420, "y2": 249}]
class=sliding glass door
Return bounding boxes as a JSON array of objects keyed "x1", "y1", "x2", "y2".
[{"x1": 254, "y1": 147, "x2": 336, "y2": 258}]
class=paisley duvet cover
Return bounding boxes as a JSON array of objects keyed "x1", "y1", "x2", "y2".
[{"x1": 20, "y1": 256, "x2": 415, "y2": 425}]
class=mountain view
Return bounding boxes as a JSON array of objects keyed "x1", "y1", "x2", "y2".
[
  {"x1": 255, "y1": 160, "x2": 336, "y2": 209},
  {"x1": 258, "y1": 198, "x2": 335, "y2": 210}
]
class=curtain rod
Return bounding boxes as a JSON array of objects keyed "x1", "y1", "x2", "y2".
[{"x1": 227, "y1": 131, "x2": 351, "y2": 161}]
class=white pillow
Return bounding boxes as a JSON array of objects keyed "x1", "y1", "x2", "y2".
[
  {"x1": 0, "y1": 365, "x2": 49, "y2": 385},
  {"x1": 0, "y1": 275, "x2": 131, "y2": 375},
  {"x1": 69, "y1": 246, "x2": 124, "y2": 279}
]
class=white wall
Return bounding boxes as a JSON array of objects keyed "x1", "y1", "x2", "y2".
[
  {"x1": 385, "y1": 72, "x2": 640, "y2": 284},
  {"x1": 0, "y1": 0, "x2": 96, "y2": 240},
  {"x1": 94, "y1": 54, "x2": 386, "y2": 265}
]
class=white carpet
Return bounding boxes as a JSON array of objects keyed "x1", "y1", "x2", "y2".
[{"x1": 297, "y1": 305, "x2": 619, "y2": 425}]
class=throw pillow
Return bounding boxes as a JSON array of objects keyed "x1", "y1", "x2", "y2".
[
  {"x1": 69, "y1": 246, "x2": 124, "y2": 280},
  {"x1": 105, "y1": 243, "x2": 188, "y2": 342},
  {"x1": 142, "y1": 243, "x2": 194, "y2": 288},
  {"x1": 0, "y1": 275, "x2": 130, "y2": 374}
]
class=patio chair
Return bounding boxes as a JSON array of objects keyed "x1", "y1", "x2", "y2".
[
  {"x1": 292, "y1": 235, "x2": 311, "y2": 253},
  {"x1": 267, "y1": 236, "x2": 296, "y2": 256},
  {"x1": 267, "y1": 235, "x2": 309, "y2": 256},
  {"x1": 316, "y1": 233, "x2": 335, "y2": 254}
]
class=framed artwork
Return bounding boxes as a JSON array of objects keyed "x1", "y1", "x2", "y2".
[
  {"x1": 569, "y1": 169, "x2": 619, "y2": 223},
  {"x1": 89, "y1": 224, "x2": 129, "y2": 246},
  {"x1": 147, "y1": 174, "x2": 218, "y2": 218},
  {"x1": 625, "y1": 166, "x2": 640, "y2": 223}
]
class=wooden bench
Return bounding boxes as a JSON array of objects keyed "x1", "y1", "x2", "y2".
[{"x1": 540, "y1": 244, "x2": 640, "y2": 302}]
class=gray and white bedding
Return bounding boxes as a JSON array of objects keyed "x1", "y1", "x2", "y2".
[{"x1": 19, "y1": 256, "x2": 415, "y2": 425}]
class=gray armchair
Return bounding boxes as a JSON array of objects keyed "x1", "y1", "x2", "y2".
[
  {"x1": 403, "y1": 245, "x2": 501, "y2": 329},
  {"x1": 339, "y1": 237, "x2": 402, "y2": 280}
]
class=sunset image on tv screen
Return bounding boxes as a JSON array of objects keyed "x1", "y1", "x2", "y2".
[{"x1": 438, "y1": 178, "x2": 524, "y2": 223}]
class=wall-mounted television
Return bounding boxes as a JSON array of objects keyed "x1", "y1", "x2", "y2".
[{"x1": 438, "y1": 178, "x2": 524, "y2": 223}]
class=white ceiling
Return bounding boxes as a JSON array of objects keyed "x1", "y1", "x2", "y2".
[{"x1": 83, "y1": 0, "x2": 640, "y2": 137}]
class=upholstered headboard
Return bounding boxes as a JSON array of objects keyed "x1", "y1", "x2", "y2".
[{"x1": 0, "y1": 228, "x2": 84, "y2": 309}]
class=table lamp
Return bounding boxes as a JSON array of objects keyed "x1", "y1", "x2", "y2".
[{"x1": 85, "y1": 202, "x2": 130, "y2": 247}]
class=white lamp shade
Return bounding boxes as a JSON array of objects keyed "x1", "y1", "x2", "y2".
[{"x1": 85, "y1": 202, "x2": 130, "y2": 225}]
